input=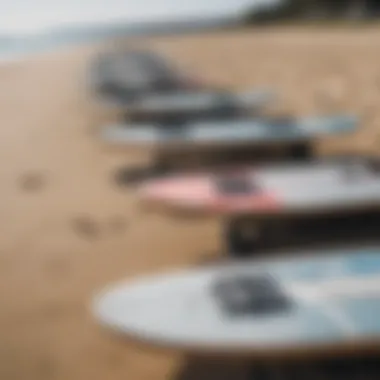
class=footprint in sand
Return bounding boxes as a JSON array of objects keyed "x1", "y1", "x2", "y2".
[
  {"x1": 71, "y1": 216, "x2": 100, "y2": 240},
  {"x1": 113, "y1": 165, "x2": 148, "y2": 188},
  {"x1": 18, "y1": 172, "x2": 47, "y2": 192},
  {"x1": 71, "y1": 215, "x2": 128, "y2": 240}
]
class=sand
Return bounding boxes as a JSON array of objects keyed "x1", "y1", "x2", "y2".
[{"x1": 1, "y1": 27, "x2": 380, "y2": 380}]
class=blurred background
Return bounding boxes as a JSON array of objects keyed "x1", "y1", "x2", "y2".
[
  {"x1": 2, "y1": 0, "x2": 380, "y2": 59},
  {"x1": 1, "y1": 1, "x2": 380, "y2": 380}
]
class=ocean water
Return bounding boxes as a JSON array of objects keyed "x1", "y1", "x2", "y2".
[{"x1": 0, "y1": 16, "x2": 238, "y2": 62}]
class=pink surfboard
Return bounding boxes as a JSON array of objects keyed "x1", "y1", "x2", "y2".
[
  {"x1": 139, "y1": 157, "x2": 380, "y2": 258},
  {"x1": 139, "y1": 157, "x2": 380, "y2": 217},
  {"x1": 139, "y1": 167, "x2": 281, "y2": 216}
]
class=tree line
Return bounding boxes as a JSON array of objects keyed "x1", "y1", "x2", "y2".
[{"x1": 245, "y1": 0, "x2": 380, "y2": 24}]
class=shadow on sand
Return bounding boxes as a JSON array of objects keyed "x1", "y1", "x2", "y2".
[{"x1": 173, "y1": 356, "x2": 249, "y2": 380}]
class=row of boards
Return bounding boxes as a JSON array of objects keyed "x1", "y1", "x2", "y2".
[
  {"x1": 92, "y1": 158, "x2": 380, "y2": 360},
  {"x1": 89, "y1": 48, "x2": 380, "y2": 365},
  {"x1": 91, "y1": 49, "x2": 357, "y2": 151}
]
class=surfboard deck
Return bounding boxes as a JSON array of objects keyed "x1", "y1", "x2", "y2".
[
  {"x1": 99, "y1": 115, "x2": 357, "y2": 149},
  {"x1": 90, "y1": 48, "x2": 205, "y2": 107},
  {"x1": 125, "y1": 89, "x2": 274, "y2": 120},
  {"x1": 139, "y1": 156, "x2": 380, "y2": 217},
  {"x1": 93, "y1": 246, "x2": 380, "y2": 359}
]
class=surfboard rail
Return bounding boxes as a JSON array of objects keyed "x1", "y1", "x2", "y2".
[
  {"x1": 92, "y1": 246, "x2": 380, "y2": 358},
  {"x1": 99, "y1": 115, "x2": 358, "y2": 149}
]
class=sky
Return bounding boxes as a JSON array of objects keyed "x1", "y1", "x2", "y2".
[{"x1": 0, "y1": 0, "x2": 281, "y2": 35}]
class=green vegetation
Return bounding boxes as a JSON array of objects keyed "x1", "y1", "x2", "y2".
[{"x1": 244, "y1": 0, "x2": 380, "y2": 25}]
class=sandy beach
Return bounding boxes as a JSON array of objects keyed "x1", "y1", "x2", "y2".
[{"x1": 1, "y1": 27, "x2": 380, "y2": 380}]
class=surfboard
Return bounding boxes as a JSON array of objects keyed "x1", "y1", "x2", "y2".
[
  {"x1": 139, "y1": 156, "x2": 380, "y2": 216},
  {"x1": 100, "y1": 115, "x2": 357, "y2": 149},
  {"x1": 139, "y1": 156, "x2": 380, "y2": 257},
  {"x1": 90, "y1": 48, "x2": 205, "y2": 107},
  {"x1": 125, "y1": 89, "x2": 274, "y2": 122},
  {"x1": 93, "y1": 246, "x2": 380, "y2": 360}
]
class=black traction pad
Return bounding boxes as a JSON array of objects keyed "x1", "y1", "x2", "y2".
[
  {"x1": 211, "y1": 273, "x2": 292, "y2": 317},
  {"x1": 214, "y1": 174, "x2": 260, "y2": 196}
]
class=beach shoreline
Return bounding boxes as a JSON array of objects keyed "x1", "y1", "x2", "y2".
[{"x1": 0, "y1": 27, "x2": 379, "y2": 380}]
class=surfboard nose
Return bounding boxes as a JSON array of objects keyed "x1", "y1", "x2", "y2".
[
  {"x1": 138, "y1": 172, "x2": 281, "y2": 217},
  {"x1": 140, "y1": 175, "x2": 213, "y2": 205}
]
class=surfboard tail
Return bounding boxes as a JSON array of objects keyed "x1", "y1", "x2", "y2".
[{"x1": 300, "y1": 115, "x2": 358, "y2": 135}]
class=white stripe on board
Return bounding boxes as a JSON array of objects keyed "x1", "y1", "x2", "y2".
[
  {"x1": 289, "y1": 275, "x2": 380, "y2": 300},
  {"x1": 286, "y1": 274, "x2": 380, "y2": 336}
]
